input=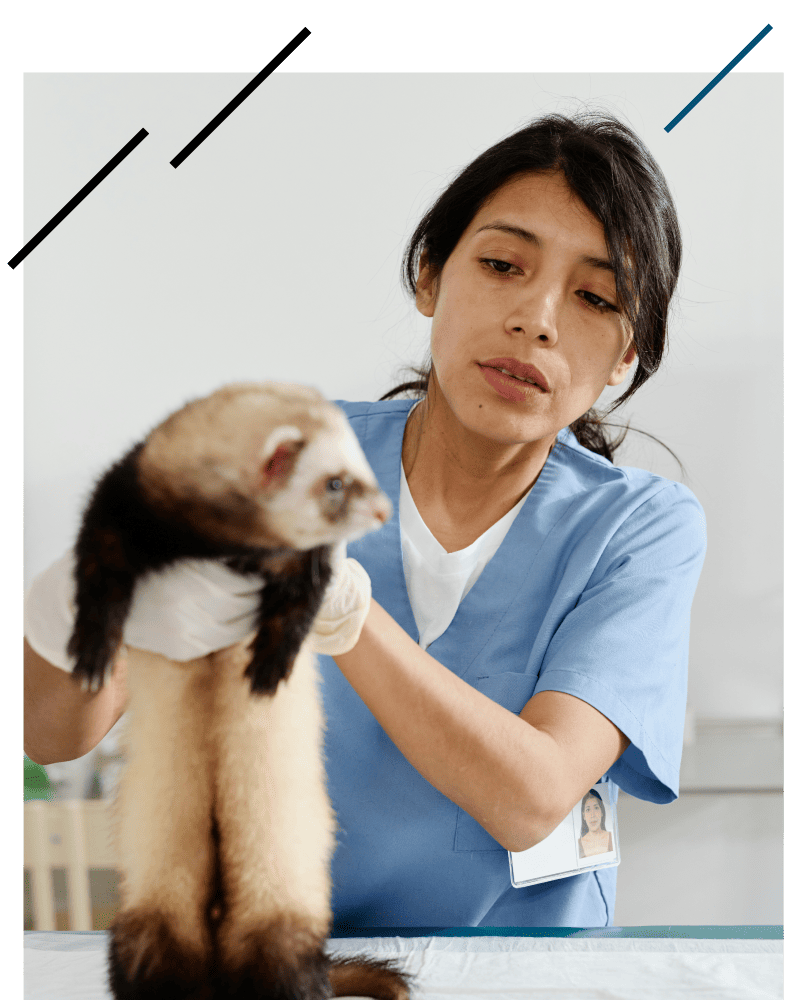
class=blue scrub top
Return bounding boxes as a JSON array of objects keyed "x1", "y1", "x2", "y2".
[{"x1": 320, "y1": 399, "x2": 707, "y2": 929}]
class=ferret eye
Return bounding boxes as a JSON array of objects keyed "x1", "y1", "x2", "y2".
[{"x1": 326, "y1": 477, "x2": 344, "y2": 492}]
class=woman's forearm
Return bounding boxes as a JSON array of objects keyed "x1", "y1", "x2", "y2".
[
  {"x1": 333, "y1": 600, "x2": 563, "y2": 852},
  {"x1": 23, "y1": 640, "x2": 128, "y2": 765}
]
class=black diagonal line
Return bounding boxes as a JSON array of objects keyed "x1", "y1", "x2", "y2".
[
  {"x1": 170, "y1": 27, "x2": 311, "y2": 169},
  {"x1": 22, "y1": 70, "x2": 272, "y2": 259},
  {"x1": 8, "y1": 128, "x2": 149, "y2": 270}
]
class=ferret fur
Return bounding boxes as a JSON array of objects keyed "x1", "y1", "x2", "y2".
[{"x1": 66, "y1": 382, "x2": 409, "y2": 1000}]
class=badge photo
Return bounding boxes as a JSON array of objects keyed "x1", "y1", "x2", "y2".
[{"x1": 509, "y1": 781, "x2": 621, "y2": 888}]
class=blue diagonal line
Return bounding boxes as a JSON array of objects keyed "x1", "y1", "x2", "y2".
[{"x1": 665, "y1": 24, "x2": 773, "y2": 132}]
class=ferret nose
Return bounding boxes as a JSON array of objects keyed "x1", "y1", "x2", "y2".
[{"x1": 372, "y1": 494, "x2": 392, "y2": 524}]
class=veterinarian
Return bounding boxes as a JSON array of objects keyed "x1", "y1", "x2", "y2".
[{"x1": 24, "y1": 112, "x2": 706, "y2": 929}]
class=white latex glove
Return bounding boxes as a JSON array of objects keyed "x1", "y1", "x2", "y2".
[
  {"x1": 128, "y1": 546, "x2": 374, "y2": 658},
  {"x1": 308, "y1": 542, "x2": 372, "y2": 656},
  {"x1": 24, "y1": 550, "x2": 262, "y2": 671},
  {"x1": 25, "y1": 543, "x2": 372, "y2": 672}
]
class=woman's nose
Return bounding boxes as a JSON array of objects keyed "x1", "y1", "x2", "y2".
[{"x1": 504, "y1": 280, "x2": 559, "y2": 344}]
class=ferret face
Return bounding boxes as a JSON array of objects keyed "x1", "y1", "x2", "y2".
[
  {"x1": 138, "y1": 383, "x2": 392, "y2": 552},
  {"x1": 264, "y1": 421, "x2": 392, "y2": 549}
]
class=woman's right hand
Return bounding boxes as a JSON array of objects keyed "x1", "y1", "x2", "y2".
[
  {"x1": 24, "y1": 550, "x2": 263, "y2": 671},
  {"x1": 123, "y1": 559, "x2": 262, "y2": 661}
]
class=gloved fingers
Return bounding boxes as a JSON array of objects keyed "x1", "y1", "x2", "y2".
[
  {"x1": 328, "y1": 540, "x2": 348, "y2": 578},
  {"x1": 24, "y1": 550, "x2": 78, "y2": 671},
  {"x1": 124, "y1": 559, "x2": 261, "y2": 661},
  {"x1": 179, "y1": 559, "x2": 264, "y2": 600},
  {"x1": 322, "y1": 557, "x2": 371, "y2": 619},
  {"x1": 309, "y1": 599, "x2": 372, "y2": 656}
]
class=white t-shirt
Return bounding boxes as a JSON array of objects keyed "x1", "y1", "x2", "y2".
[{"x1": 399, "y1": 462, "x2": 532, "y2": 650}]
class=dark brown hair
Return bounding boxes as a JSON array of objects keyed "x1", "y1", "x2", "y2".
[{"x1": 381, "y1": 112, "x2": 682, "y2": 463}]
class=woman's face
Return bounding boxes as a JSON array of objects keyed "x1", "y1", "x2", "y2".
[
  {"x1": 416, "y1": 171, "x2": 636, "y2": 448},
  {"x1": 583, "y1": 796, "x2": 603, "y2": 832}
]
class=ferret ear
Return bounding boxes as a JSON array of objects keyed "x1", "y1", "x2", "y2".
[{"x1": 260, "y1": 425, "x2": 305, "y2": 491}]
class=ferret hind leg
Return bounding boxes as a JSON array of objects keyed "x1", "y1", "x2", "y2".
[
  {"x1": 211, "y1": 640, "x2": 336, "y2": 1000},
  {"x1": 108, "y1": 648, "x2": 217, "y2": 1000}
]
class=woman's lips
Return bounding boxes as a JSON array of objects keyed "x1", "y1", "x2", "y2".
[
  {"x1": 481, "y1": 357, "x2": 550, "y2": 391},
  {"x1": 478, "y1": 363, "x2": 549, "y2": 402}
]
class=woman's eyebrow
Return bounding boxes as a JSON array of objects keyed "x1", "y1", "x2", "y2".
[{"x1": 474, "y1": 221, "x2": 615, "y2": 273}]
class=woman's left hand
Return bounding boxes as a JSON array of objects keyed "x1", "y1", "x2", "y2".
[{"x1": 308, "y1": 543, "x2": 373, "y2": 656}]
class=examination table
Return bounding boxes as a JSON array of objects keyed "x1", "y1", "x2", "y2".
[{"x1": 24, "y1": 926, "x2": 782, "y2": 999}]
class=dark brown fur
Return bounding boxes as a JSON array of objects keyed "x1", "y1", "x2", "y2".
[{"x1": 68, "y1": 442, "x2": 332, "y2": 695}]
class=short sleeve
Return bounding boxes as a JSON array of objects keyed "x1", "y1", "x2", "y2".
[{"x1": 533, "y1": 482, "x2": 707, "y2": 803}]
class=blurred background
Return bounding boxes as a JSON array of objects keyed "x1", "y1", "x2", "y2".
[{"x1": 23, "y1": 72, "x2": 782, "y2": 929}]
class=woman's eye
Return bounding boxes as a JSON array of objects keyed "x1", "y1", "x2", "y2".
[
  {"x1": 479, "y1": 257, "x2": 618, "y2": 313},
  {"x1": 578, "y1": 288, "x2": 617, "y2": 312},
  {"x1": 480, "y1": 257, "x2": 514, "y2": 275}
]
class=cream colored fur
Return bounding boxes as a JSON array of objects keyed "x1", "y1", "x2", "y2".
[
  {"x1": 138, "y1": 383, "x2": 388, "y2": 552},
  {"x1": 116, "y1": 635, "x2": 335, "y2": 962}
]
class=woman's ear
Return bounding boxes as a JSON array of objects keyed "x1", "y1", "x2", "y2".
[
  {"x1": 415, "y1": 252, "x2": 437, "y2": 318},
  {"x1": 607, "y1": 342, "x2": 637, "y2": 387}
]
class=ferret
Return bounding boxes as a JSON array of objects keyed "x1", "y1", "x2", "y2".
[{"x1": 66, "y1": 382, "x2": 410, "y2": 1000}]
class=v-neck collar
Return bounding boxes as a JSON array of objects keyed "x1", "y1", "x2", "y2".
[{"x1": 351, "y1": 399, "x2": 576, "y2": 676}]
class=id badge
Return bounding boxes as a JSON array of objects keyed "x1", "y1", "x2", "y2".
[{"x1": 508, "y1": 780, "x2": 621, "y2": 888}]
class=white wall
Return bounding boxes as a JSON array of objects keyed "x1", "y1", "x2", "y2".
[{"x1": 24, "y1": 73, "x2": 782, "y2": 720}]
